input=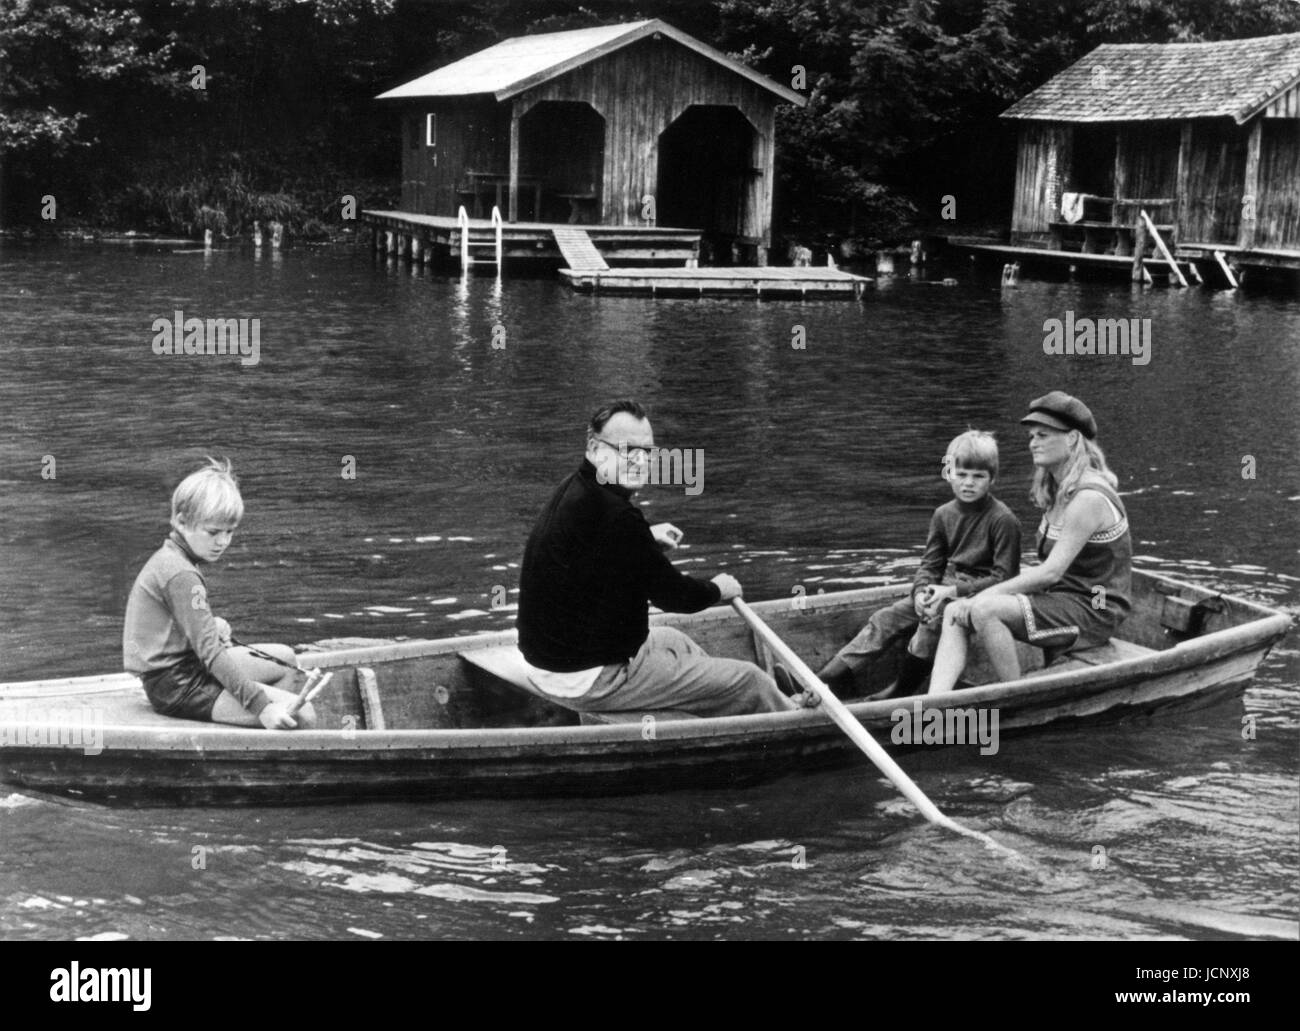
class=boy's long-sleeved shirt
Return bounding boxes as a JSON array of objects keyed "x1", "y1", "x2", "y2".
[
  {"x1": 122, "y1": 532, "x2": 269, "y2": 715},
  {"x1": 912, "y1": 495, "x2": 1022, "y2": 598},
  {"x1": 518, "y1": 460, "x2": 720, "y2": 672}
]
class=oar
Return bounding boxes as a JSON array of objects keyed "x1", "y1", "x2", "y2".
[
  {"x1": 288, "y1": 671, "x2": 332, "y2": 719},
  {"x1": 230, "y1": 636, "x2": 301, "y2": 671},
  {"x1": 731, "y1": 597, "x2": 1020, "y2": 858}
]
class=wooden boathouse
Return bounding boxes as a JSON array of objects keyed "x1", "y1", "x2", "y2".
[
  {"x1": 963, "y1": 32, "x2": 1300, "y2": 285},
  {"x1": 367, "y1": 19, "x2": 805, "y2": 270}
]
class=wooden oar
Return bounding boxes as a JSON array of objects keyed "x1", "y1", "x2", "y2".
[
  {"x1": 230, "y1": 636, "x2": 300, "y2": 672},
  {"x1": 288, "y1": 671, "x2": 332, "y2": 718},
  {"x1": 732, "y1": 598, "x2": 1020, "y2": 857}
]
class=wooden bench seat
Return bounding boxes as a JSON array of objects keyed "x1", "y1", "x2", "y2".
[
  {"x1": 459, "y1": 645, "x2": 536, "y2": 692},
  {"x1": 458, "y1": 645, "x2": 702, "y2": 725},
  {"x1": 1025, "y1": 638, "x2": 1158, "y2": 678}
]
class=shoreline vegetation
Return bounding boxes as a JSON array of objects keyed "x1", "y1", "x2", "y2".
[{"x1": 3, "y1": 1, "x2": 1296, "y2": 255}]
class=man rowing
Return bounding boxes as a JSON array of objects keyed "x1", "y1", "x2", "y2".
[{"x1": 517, "y1": 399, "x2": 809, "y2": 719}]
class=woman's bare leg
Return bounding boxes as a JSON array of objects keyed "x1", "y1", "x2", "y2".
[
  {"x1": 927, "y1": 611, "x2": 971, "y2": 695},
  {"x1": 970, "y1": 596, "x2": 1029, "y2": 683}
]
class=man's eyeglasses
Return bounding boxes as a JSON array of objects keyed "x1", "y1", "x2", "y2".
[{"x1": 592, "y1": 437, "x2": 654, "y2": 461}]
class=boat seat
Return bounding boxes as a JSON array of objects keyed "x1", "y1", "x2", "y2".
[
  {"x1": 458, "y1": 645, "x2": 537, "y2": 693},
  {"x1": 459, "y1": 646, "x2": 703, "y2": 725},
  {"x1": 1043, "y1": 637, "x2": 1157, "y2": 670}
]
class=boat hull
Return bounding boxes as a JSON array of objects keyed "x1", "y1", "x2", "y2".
[{"x1": 0, "y1": 573, "x2": 1290, "y2": 805}]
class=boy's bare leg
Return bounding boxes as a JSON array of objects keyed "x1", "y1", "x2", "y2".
[
  {"x1": 211, "y1": 684, "x2": 317, "y2": 729},
  {"x1": 226, "y1": 643, "x2": 299, "y2": 689}
]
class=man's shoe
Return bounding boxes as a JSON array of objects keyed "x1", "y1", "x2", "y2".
[{"x1": 773, "y1": 664, "x2": 798, "y2": 696}]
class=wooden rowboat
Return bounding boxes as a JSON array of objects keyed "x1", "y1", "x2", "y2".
[{"x1": 0, "y1": 570, "x2": 1290, "y2": 805}]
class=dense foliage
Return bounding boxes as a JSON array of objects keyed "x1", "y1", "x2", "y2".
[{"x1": 3, "y1": 0, "x2": 1297, "y2": 243}]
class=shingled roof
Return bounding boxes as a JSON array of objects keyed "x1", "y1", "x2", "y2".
[
  {"x1": 377, "y1": 19, "x2": 804, "y2": 106},
  {"x1": 1002, "y1": 32, "x2": 1300, "y2": 124}
]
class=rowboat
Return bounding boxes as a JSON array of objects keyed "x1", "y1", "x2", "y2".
[{"x1": 0, "y1": 570, "x2": 1290, "y2": 805}]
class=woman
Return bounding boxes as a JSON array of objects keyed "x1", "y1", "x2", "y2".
[{"x1": 927, "y1": 391, "x2": 1131, "y2": 694}]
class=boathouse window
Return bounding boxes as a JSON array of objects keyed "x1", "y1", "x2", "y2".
[
  {"x1": 408, "y1": 118, "x2": 418, "y2": 150},
  {"x1": 426, "y1": 113, "x2": 437, "y2": 147}
]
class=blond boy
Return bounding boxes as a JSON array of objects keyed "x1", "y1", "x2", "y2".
[{"x1": 123, "y1": 458, "x2": 314, "y2": 728}]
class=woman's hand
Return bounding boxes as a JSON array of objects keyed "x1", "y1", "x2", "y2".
[{"x1": 945, "y1": 598, "x2": 975, "y2": 628}]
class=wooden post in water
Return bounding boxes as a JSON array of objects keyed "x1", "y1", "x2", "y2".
[
  {"x1": 1213, "y1": 250, "x2": 1239, "y2": 289},
  {"x1": 1141, "y1": 210, "x2": 1188, "y2": 287},
  {"x1": 508, "y1": 101, "x2": 521, "y2": 224},
  {"x1": 270, "y1": 221, "x2": 283, "y2": 249},
  {"x1": 1240, "y1": 118, "x2": 1262, "y2": 252},
  {"x1": 1131, "y1": 218, "x2": 1147, "y2": 282}
]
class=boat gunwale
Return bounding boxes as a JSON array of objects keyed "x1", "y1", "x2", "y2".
[{"x1": 0, "y1": 571, "x2": 1291, "y2": 757}]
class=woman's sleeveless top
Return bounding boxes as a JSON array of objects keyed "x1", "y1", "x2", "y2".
[{"x1": 1037, "y1": 478, "x2": 1132, "y2": 618}]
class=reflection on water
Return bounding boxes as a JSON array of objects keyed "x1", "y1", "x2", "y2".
[{"x1": 0, "y1": 241, "x2": 1295, "y2": 940}]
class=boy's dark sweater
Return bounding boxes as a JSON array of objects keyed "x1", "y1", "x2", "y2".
[
  {"x1": 518, "y1": 460, "x2": 720, "y2": 672},
  {"x1": 913, "y1": 495, "x2": 1021, "y2": 597}
]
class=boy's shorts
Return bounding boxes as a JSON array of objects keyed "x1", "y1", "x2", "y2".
[{"x1": 141, "y1": 654, "x2": 223, "y2": 721}]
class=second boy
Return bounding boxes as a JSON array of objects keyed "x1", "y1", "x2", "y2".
[{"x1": 819, "y1": 430, "x2": 1021, "y2": 697}]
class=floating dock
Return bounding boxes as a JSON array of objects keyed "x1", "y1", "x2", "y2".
[{"x1": 558, "y1": 265, "x2": 871, "y2": 298}]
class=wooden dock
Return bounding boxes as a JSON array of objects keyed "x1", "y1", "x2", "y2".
[
  {"x1": 949, "y1": 236, "x2": 1300, "y2": 289},
  {"x1": 1174, "y1": 241, "x2": 1300, "y2": 273},
  {"x1": 362, "y1": 210, "x2": 699, "y2": 270},
  {"x1": 551, "y1": 227, "x2": 609, "y2": 271},
  {"x1": 558, "y1": 265, "x2": 871, "y2": 298},
  {"x1": 948, "y1": 238, "x2": 1199, "y2": 282}
]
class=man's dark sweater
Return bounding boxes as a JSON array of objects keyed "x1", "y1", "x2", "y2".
[
  {"x1": 519, "y1": 460, "x2": 721, "y2": 672},
  {"x1": 912, "y1": 495, "x2": 1022, "y2": 597}
]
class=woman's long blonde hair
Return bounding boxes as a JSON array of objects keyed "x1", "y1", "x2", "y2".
[{"x1": 1030, "y1": 432, "x2": 1116, "y2": 511}]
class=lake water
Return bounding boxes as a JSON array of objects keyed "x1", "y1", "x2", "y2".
[{"x1": 0, "y1": 240, "x2": 1296, "y2": 940}]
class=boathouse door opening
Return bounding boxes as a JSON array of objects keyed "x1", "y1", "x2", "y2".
[
  {"x1": 520, "y1": 101, "x2": 605, "y2": 224},
  {"x1": 1071, "y1": 125, "x2": 1116, "y2": 197},
  {"x1": 657, "y1": 105, "x2": 757, "y2": 257}
]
